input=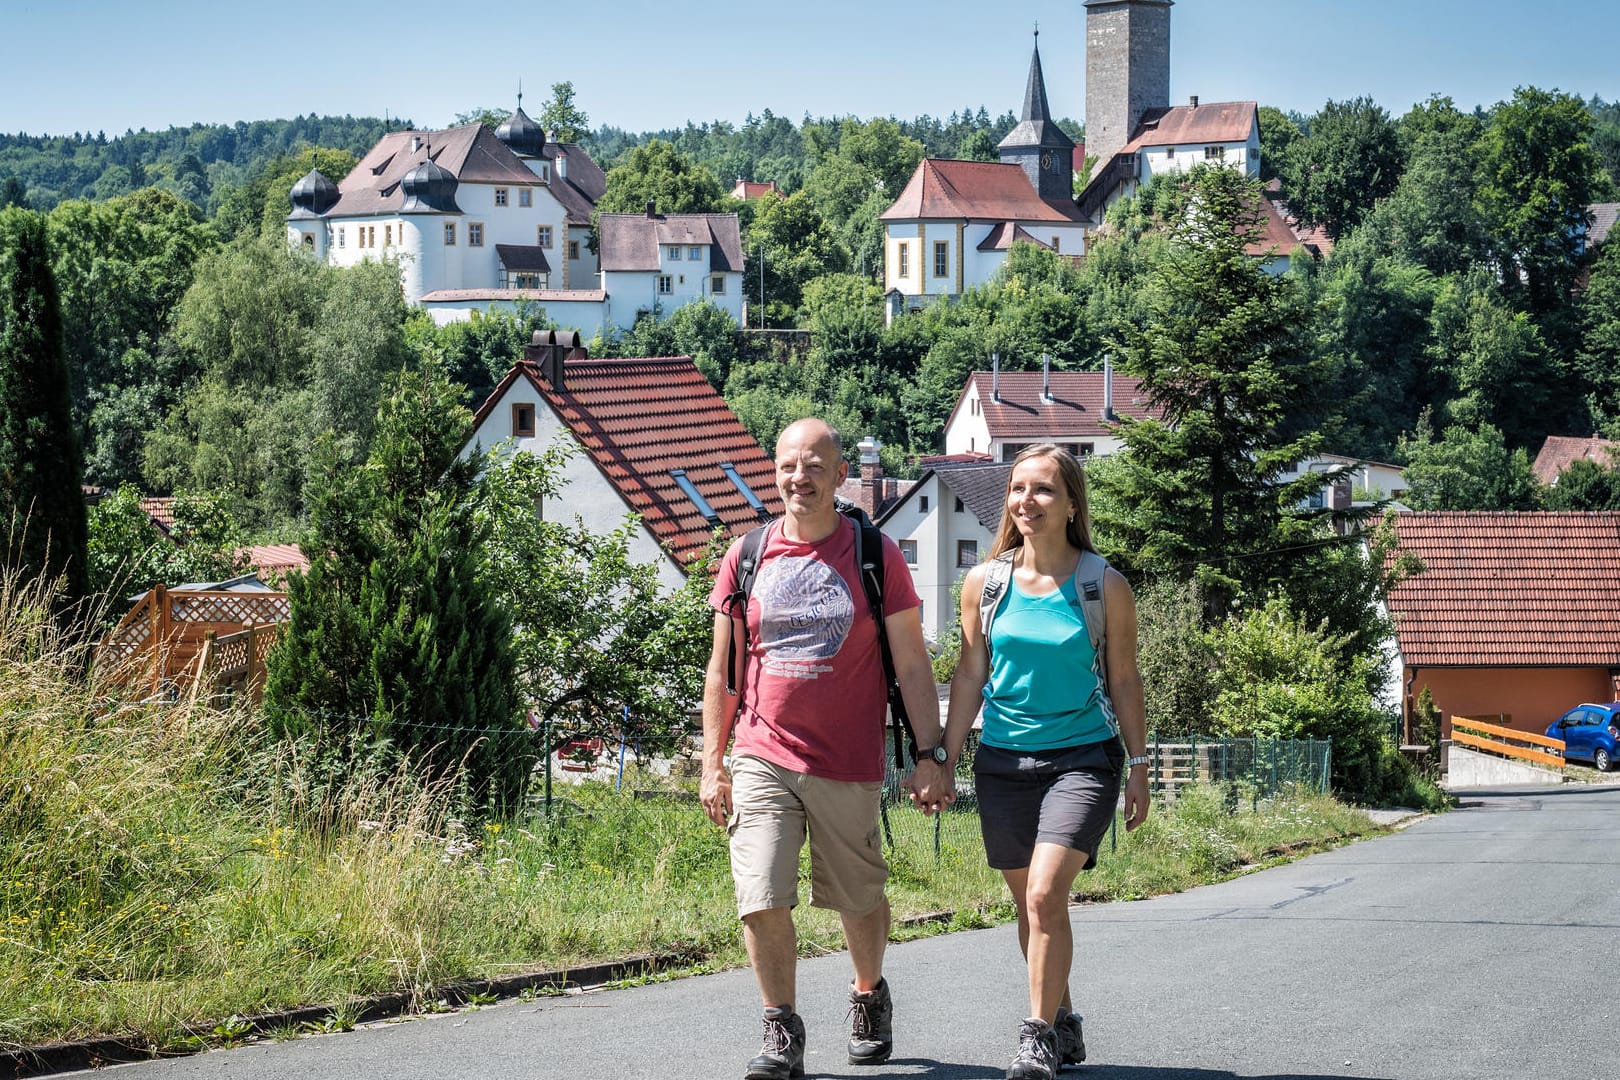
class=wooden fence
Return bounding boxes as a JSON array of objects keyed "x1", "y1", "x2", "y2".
[
  {"x1": 95, "y1": 584, "x2": 289, "y2": 702},
  {"x1": 1450, "y1": 714, "x2": 1565, "y2": 769}
]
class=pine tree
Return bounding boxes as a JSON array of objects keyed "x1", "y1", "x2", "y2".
[
  {"x1": 0, "y1": 208, "x2": 88, "y2": 611},
  {"x1": 264, "y1": 363, "x2": 521, "y2": 804},
  {"x1": 1090, "y1": 165, "x2": 1341, "y2": 618}
]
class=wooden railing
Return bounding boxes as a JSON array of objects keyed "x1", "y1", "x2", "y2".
[
  {"x1": 1451, "y1": 715, "x2": 1565, "y2": 769},
  {"x1": 188, "y1": 622, "x2": 283, "y2": 706}
]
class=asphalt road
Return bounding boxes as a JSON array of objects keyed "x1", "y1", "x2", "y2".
[{"x1": 92, "y1": 784, "x2": 1620, "y2": 1080}]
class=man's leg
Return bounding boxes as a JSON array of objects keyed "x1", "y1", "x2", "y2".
[
  {"x1": 742, "y1": 906, "x2": 798, "y2": 1007},
  {"x1": 840, "y1": 894, "x2": 889, "y2": 992}
]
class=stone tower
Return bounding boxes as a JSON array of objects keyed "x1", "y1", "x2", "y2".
[
  {"x1": 998, "y1": 34, "x2": 1077, "y2": 203},
  {"x1": 1084, "y1": 0, "x2": 1172, "y2": 181}
]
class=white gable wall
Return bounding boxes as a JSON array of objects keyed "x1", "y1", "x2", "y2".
[
  {"x1": 887, "y1": 220, "x2": 1088, "y2": 299},
  {"x1": 465, "y1": 377, "x2": 687, "y2": 593},
  {"x1": 880, "y1": 474, "x2": 997, "y2": 643}
]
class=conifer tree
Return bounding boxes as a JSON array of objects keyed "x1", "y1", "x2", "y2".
[
  {"x1": 0, "y1": 208, "x2": 88, "y2": 610},
  {"x1": 1089, "y1": 165, "x2": 1341, "y2": 619},
  {"x1": 265, "y1": 362, "x2": 521, "y2": 804}
]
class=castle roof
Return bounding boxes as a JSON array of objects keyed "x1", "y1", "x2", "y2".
[{"x1": 881, "y1": 159, "x2": 1086, "y2": 223}]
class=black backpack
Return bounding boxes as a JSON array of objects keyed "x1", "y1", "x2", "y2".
[{"x1": 720, "y1": 498, "x2": 918, "y2": 766}]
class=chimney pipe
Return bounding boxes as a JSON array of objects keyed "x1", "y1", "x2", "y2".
[
  {"x1": 1103, "y1": 354, "x2": 1115, "y2": 421},
  {"x1": 991, "y1": 353, "x2": 1000, "y2": 404},
  {"x1": 1189, "y1": 95, "x2": 1199, "y2": 108},
  {"x1": 646, "y1": 199, "x2": 657, "y2": 217},
  {"x1": 858, "y1": 436, "x2": 884, "y2": 513},
  {"x1": 1041, "y1": 353, "x2": 1052, "y2": 403}
]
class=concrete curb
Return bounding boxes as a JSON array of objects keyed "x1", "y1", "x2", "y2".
[{"x1": 0, "y1": 947, "x2": 702, "y2": 1079}]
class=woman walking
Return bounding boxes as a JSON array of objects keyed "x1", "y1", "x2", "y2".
[{"x1": 923, "y1": 443, "x2": 1151, "y2": 1079}]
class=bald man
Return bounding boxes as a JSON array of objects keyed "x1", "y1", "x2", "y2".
[{"x1": 702, "y1": 419, "x2": 945, "y2": 1080}]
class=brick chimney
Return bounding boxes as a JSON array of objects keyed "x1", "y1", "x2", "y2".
[
  {"x1": 524, "y1": 328, "x2": 586, "y2": 390},
  {"x1": 858, "y1": 436, "x2": 884, "y2": 514}
]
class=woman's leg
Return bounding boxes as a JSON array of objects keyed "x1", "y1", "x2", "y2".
[{"x1": 1019, "y1": 842, "x2": 1090, "y2": 1023}]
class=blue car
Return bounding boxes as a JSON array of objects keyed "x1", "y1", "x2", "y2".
[{"x1": 1547, "y1": 703, "x2": 1620, "y2": 772}]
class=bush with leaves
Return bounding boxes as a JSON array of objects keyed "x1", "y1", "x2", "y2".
[{"x1": 86, "y1": 485, "x2": 246, "y2": 609}]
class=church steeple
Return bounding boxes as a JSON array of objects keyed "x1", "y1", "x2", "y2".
[{"x1": 998, "y1": 30, "x2": 1076, "y2": 202}]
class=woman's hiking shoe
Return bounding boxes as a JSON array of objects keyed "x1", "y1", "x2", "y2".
[
  {"x1": 745, "y1": 1006, "x2": 805, "y2": 1080},
  {"x1": 1055, "y1": 1008, "x2": 1087, "y2": 1065},
  {"x1": 846, "y1": 977, "x2": 894, "y2": 1065},
  {"x1": 1006, "y1": 1017, "x2": 1060, "y2": 1080}
]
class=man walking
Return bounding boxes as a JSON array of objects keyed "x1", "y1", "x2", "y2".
[{"x1": 701, "y1": 418, "x2": 948, "y2": 1080}]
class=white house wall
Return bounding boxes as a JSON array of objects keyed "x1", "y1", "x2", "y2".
[
  {"x1": 421, "y1": 297, "x2": 611, "y2": 338},
  {"x1": 466, "y1": 378, "x2": 687, "y2": 594},
  {"x1": 887, "y1": 220, "x2": 1088, "y2": 299},
  {"x1": 600, "y1": 267, "x2": 744, "y2": 330},
  {"x1": 1136, "y1": 133, "x2": 1260, "y2": 185},
  {"x1": 881, "y1": 474, "x2": 997, "y2": 643}
]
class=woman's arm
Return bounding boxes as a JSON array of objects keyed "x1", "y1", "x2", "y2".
[{"x1": 1104, "y1": 567, "x2": 1152, "y2": 830}]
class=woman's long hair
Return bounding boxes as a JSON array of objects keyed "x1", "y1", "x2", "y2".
[{"x1": 987, "y1": 444, "x2": 1096, "y2": 559}]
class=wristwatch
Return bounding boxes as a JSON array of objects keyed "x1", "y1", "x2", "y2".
[
  {"x1": 1125, "y1": 755, "x2": 1151, "y2": 768},
  {"x1": 919, "y1": 745, "x2": 950, "y2": 765}
]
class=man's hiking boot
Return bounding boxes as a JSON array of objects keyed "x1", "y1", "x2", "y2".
[
  {"x1": 1055, "y1": 1008, "x2": 1087, "y2": 1066},
  {"x1": 846, "y1": 977, "x2": 894, "y2": 1065},
  {"x1": 1006, "y1": 1017, "x2": 1060, "y2": 1080},
  {"x1": 744, "y1": 1006, "x2": 805, "y2": 1080}
]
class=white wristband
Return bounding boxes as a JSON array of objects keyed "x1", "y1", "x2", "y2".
[{"x1": 1125, "y1": 755, "x2": 1151, "y2": 768}]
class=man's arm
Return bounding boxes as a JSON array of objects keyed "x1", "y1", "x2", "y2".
[
  {"x1": 1104, "y1": 568, "x2": 1151, "y2": 831},
  {"x1": 700, "y1": 609, "x2": 744, "y2": 827}
]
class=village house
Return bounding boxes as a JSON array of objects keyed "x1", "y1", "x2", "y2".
[
  {"x1": 941, "y1": 359, "x2": 1159, "y2": 460},
  {"x1": 464, "y1": 331, "x2": 779, "y2": 590},
  {"x1": 1383, "y1": 511, "x2": 1620, "y2": 742},
  {"x1": 286, "y1": 103, "x2": 742, "y2": 337},
  {"x1": 1532, "y1": 434, "x2": 1618, "y2": 487}
]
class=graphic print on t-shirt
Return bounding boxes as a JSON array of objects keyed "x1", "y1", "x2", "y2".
[{"x1": 754, "y1": 555, "x2": 854, "y2": 676}]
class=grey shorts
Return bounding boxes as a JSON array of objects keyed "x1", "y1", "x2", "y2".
[
  {"x1": 974, "y1": 739, "x2": 1124, "y2": 871},
  {"x1": 727, "y1": 755, "x2": 888, "y2": 918}
]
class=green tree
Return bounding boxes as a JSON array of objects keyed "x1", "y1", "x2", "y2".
[
  {"x1": 264, "y1": 363, "x2": 522, "y2": 805},
  {"x1": 958, "y1": 130, "x2": 999, "y2": 162},
  {"x1": 595, "y1": 140, "x2": 726, "y2": 218},
  {"x1": 1576, "y1": 240, "x2": 1620, "y2": 424},
  {"x1": 1088, "y1": 165, "x2": 1339, "y2": 616},
  {"x1": 85, "y1": 485, "x2": 245, "y2": 606},
  {"x1": 1475, "y1": 86, "x2": 1602, "y2": 313},
  {"x1": 0, "y1": 208, "x2": 89, "y2": 609},
  {"x1": 1540, "y1": 456, "x2": 1620, "y2": 510},
  {"x1": 1427, "y1": 269, "x2": 1560, "y2": 446},
  {"x1": 1282, "y1": 97, "x2": 1404, "y2": 240},
  {"x1": 539, "y1": 81, "x2": 590, "y2": 144},
  {"x1": 1256, "y1": 105, "x2": 1302, "y2": 184},
  {"x1": 1398, "y1": 412, "x2": 1537, "y2": 510},
  {"x1": 1357, "y1": 99, "x2": 1489, "y2": 276},
  {"x1": 475, "y1": 444, "x2": 712, "y2": 754},
  {"x1": 745, "y1": 190, "x2": 843, "y2": 325}
]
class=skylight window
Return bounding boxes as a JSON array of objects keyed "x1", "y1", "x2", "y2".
[
  {"x1": 721, "y1": 462, "x2": 773, "y2": 523},
  {"x1": 670, "y1": 469, "x2": 720, "y2": 526}
]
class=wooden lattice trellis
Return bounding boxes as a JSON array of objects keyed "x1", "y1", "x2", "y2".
[{"x1": 95, "y1": 584, "x2": 290, "y2": 703}]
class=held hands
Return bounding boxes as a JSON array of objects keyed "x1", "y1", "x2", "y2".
[
  {"x1": 1122, "y1": 767, "x2": 1151, "y2": 831},
  {"x1": 903, "y1": 760, "x2": 957, "y2": 817},
  {"x1": 700, "y1": 765, "x2": 733, "y2": 827}
]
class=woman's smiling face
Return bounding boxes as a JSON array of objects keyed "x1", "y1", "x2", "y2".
[{"x1": 1006, "y1": 455, "x2": 1075, "y2": 540}]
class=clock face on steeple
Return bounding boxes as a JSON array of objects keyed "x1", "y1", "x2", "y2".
[{"x1": 1040, "y1": 150, "x2": 1054, "y2": 170}]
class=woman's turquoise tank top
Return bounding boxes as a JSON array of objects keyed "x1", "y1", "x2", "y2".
[{"x1": 980, "y1": 575, "x2": 1117, "y2": 751}]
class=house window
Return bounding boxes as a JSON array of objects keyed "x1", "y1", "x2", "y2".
[
  {"x1": 934, "y1": 240, "x2": 948, "y2": 278},
  {"x1": 711, "y1": 274, "x2": 726, "y2": 294},
  {"x1": 689, "y1": 245, "x2": 702, "y2": 260},
  {"x1": 1051, "y1": 236, "x2": 1060, "y2": 253},
  {"x1": 1078, "y1": 442, "x2": 1094, "y2": 457},
  {"x1": 668, "y1": 245, "x2": 682, "y2": 260},
  {"x1": 367, "y1": 225, "x2": 376, "y2": 247},
  {"x1": 957, "y1": 540, "x2": 979, "y2": 568},
  {"x1": 494, "y1": 188, "x2": 509, "y2": 206},
  {"x1": 444, "y1": 222, "x2": 456, "y2": 245},
  {"x1": 658, "y1": 275, "x2": 673, "y2": 295},
  {"x1": 468, "y1": 223, "x2": 484, "y2": 246},
  {"x1": 384, "y1": 224, "x2": 392, "y2": 247},
  {"x1": 302, "y1": 234, "x2": 314, "y2": 250},
  {"x1": 1205, "y1": 145, "x2": 1225, "y2": 160},
  {"x1": 897, "y1": 242, "x2": 909, "y2": 278},
  {"x1": 568, "y1": 239, "x2": 580, "y2": 260},
  {"x1": 506, "y1": 271, "x2": 546, "y2": 289},
  {"x1": 970, "y1": 397, "x2": 978, "y2": 416},
  {"x1": 537, "y1": 225, "x2": 553, "y2": 248},
  {"x1": 1163, "y1": 146, "x2": 1176, "y2": 156},
  {"x1": 518, "y1": 188, "x2": 532, "y2": 207},
  {"x1": 918, "y1": 494, "x2": 929, "y2": 512},
  {"x1": 537, "y1": 162, "x2": 550, "y2": 182},
  {"x1": 338, "y1": 227, "x2": 345, "y2": 249},
  {"x1": 954, "y1": 496, "x2": 964, "y2": 513},
  {"x1": 512, "y1": 402, "x2": 536, "y2": 437},
  {"x1": 899, "y1": 539, "x2": 918, "y2": 566}
]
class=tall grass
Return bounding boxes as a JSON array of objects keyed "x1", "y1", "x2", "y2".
[{"x1": 0, "y1": 572, "x2": 1387, "y2": 1053}]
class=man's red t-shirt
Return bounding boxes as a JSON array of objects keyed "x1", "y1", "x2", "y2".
[{"x1": 709, "y1": 516, "x2": 921, "y2": 783}]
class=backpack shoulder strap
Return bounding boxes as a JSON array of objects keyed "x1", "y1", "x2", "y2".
[
  {"x1": 978, "y1": 551, "x2": 1017, "y2": 647},
  {"x1": 1072, "y1": 549, "x2": 1110, "y2": 691},
  {"x1": 843, "y1": 503, "x2": 914, "y2": 765},
  {"x1": 722, "y1": 522, "x2": 771, "y2": 697}
]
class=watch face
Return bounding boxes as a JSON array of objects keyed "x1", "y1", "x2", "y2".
[
  {"x1": 931, "y1": 745, "x2": 949, "y2": 764},
  {"x1": 1040, "y1": 151, "x2": 1053, "y2": 170}
]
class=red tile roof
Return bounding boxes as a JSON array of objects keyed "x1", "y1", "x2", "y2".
[
  {"x1": 954, "y1": 370, "x2": 1164, "y2": 440},
  {"x1": 1532, "y1": 435, "x2": 1619, "y2": 486},
  {"x1": 881, "y1": 159, "x2": 1086, "y2": 223},
  {"x1": 1253, "y1": 180, "x2": 1333, "y2": 260},
  {"x1": 476, "y1": 357, "x2": 782, "y2": 569},
  {"x1": 1589, "y1": 203, "x2": 1618, "y2": 247},
  {"x1": 1120, "y1": 102, "x2": 1258, "y2": 153},
  {"x1": 139, "y1": 496, "x2": 176, "y2": 534},
  {"x1": 238, "y1": 544, "x2": 310, "y2": 579},
  {"x1": 1384, "y1": 511, "x2": 1620, "y2": 667},
  {"x1": 976, "y1": 222, "x2": 1055, "y2": 252},
  {"x1": 730, "y1": 180, "x2": 781, "y2": 200}
]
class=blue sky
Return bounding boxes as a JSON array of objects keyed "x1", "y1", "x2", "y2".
[{"x1": 2, "y1": 0, "x2": 1616, "y2": 137}]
